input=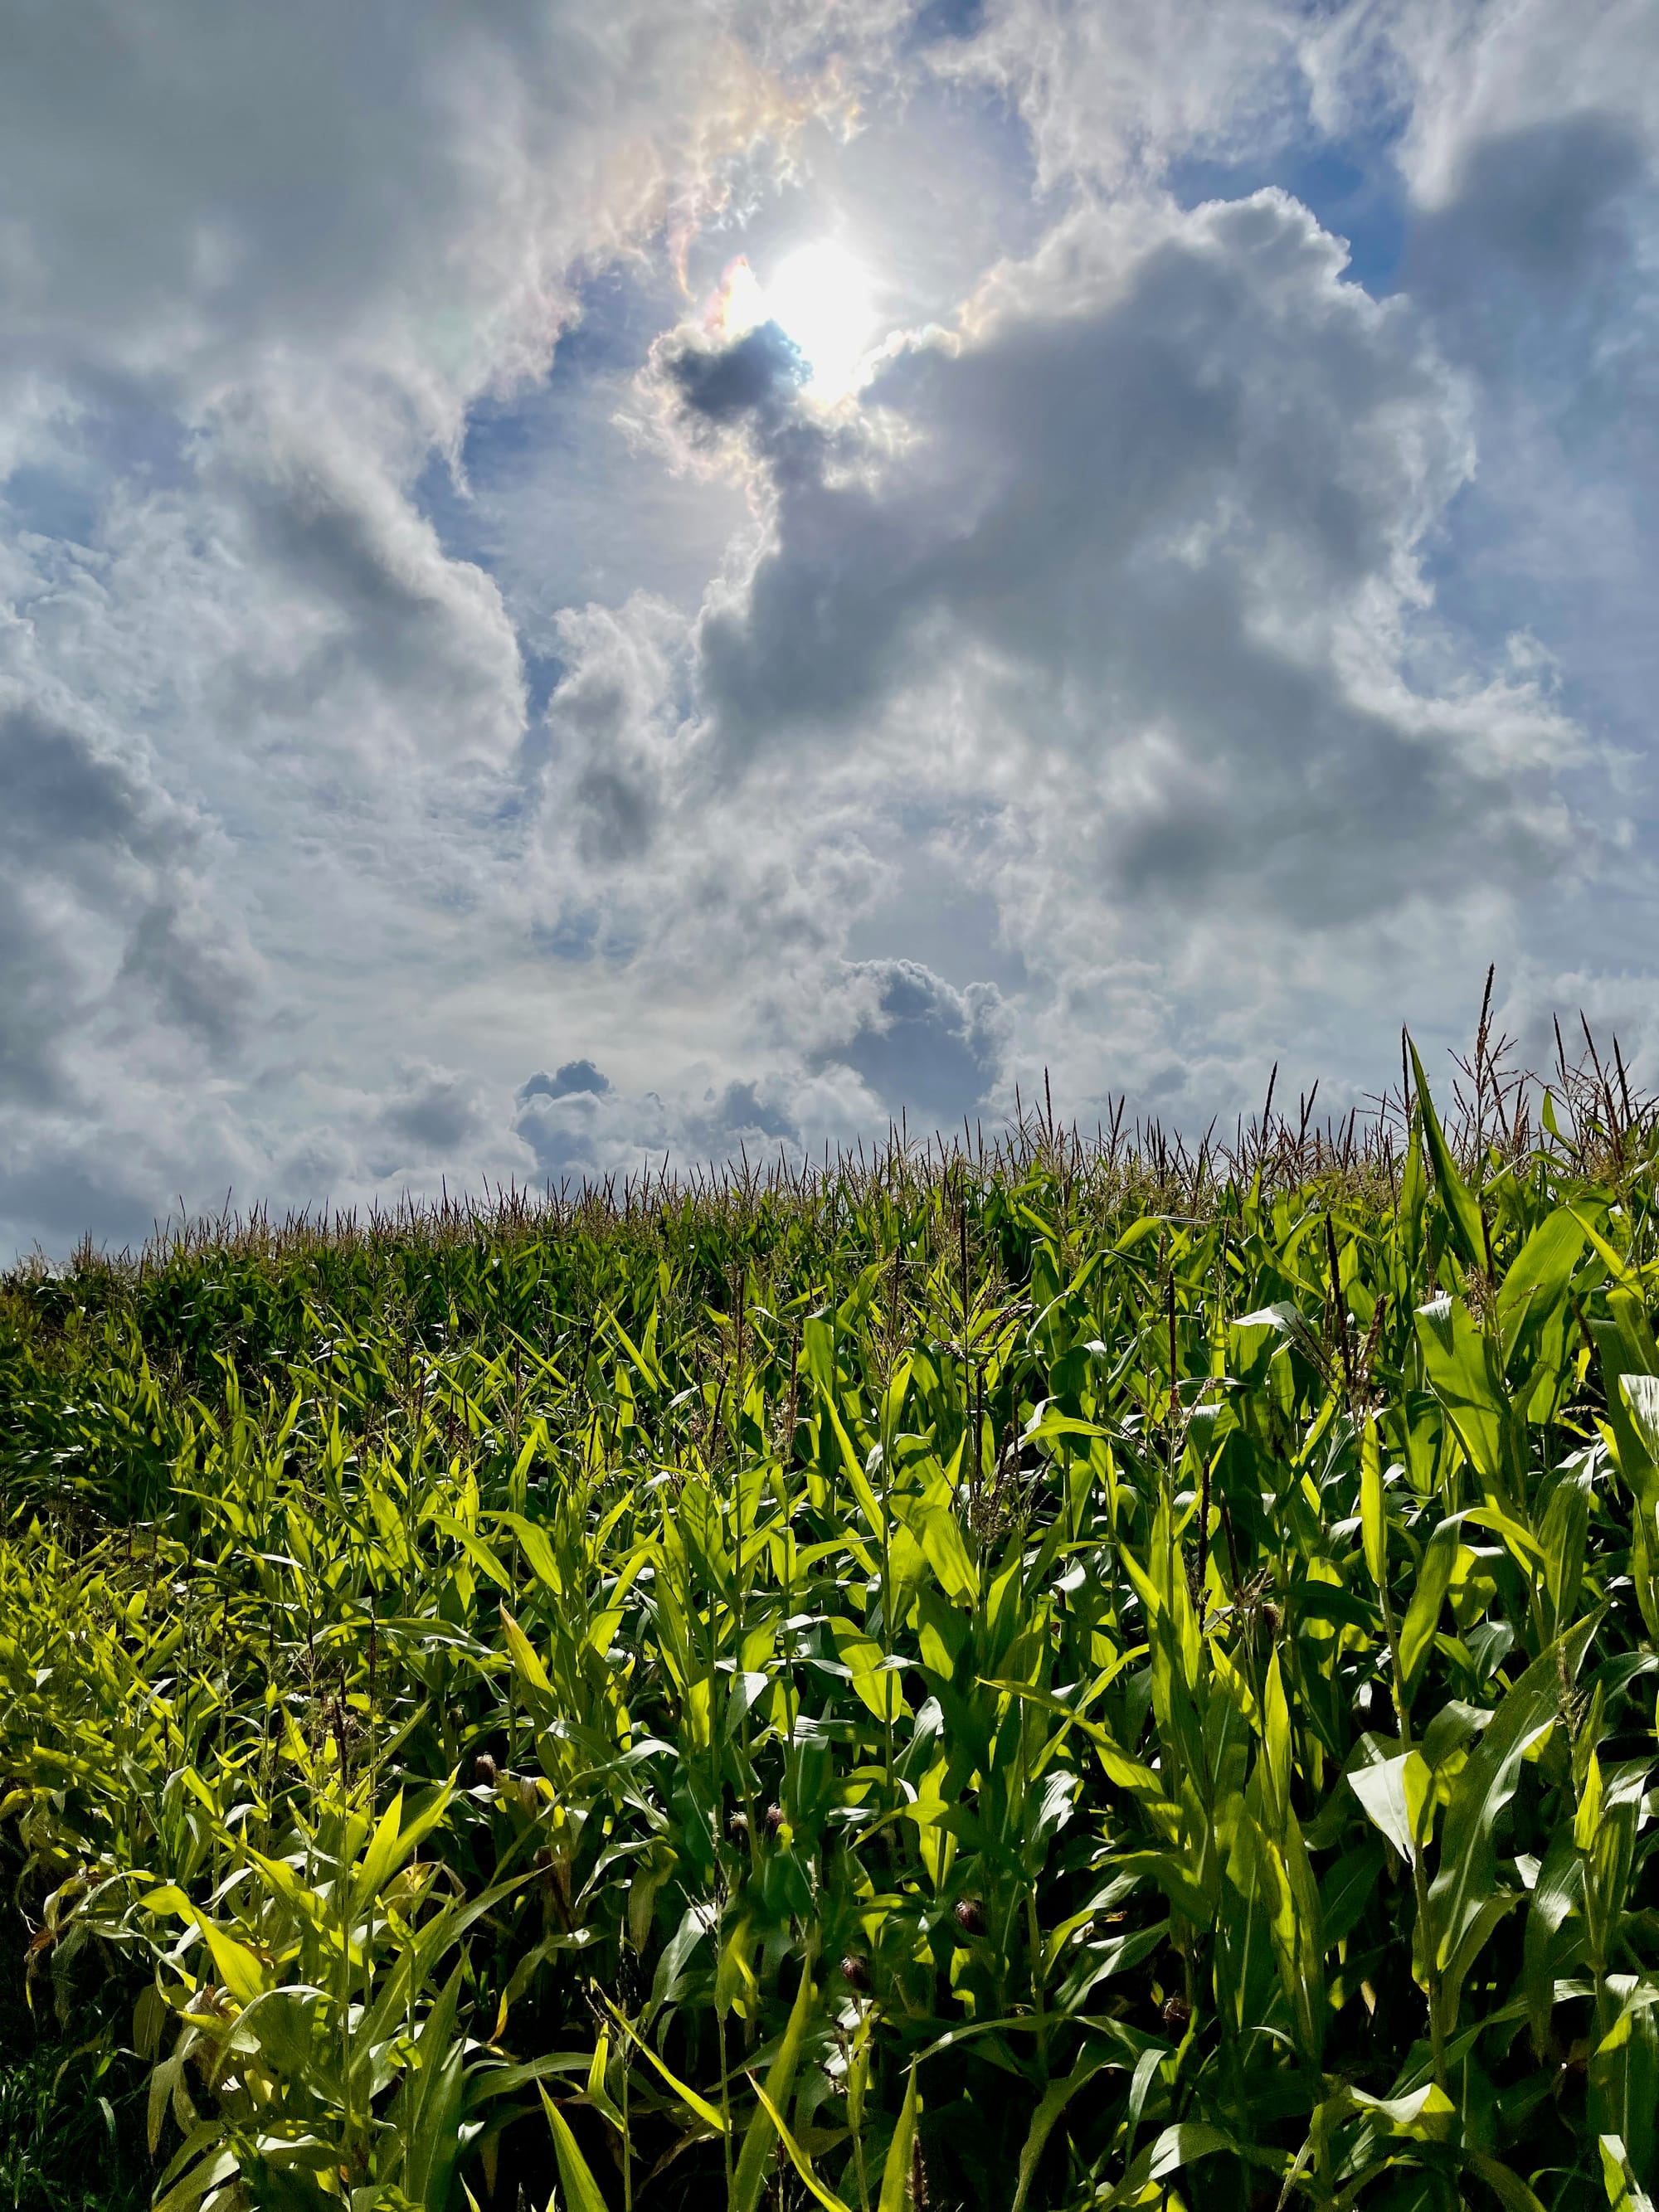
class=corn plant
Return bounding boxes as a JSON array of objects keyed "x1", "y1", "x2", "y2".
[{"x1": 2, "y1": 1028, "x2": 1659, "y2": 2209}]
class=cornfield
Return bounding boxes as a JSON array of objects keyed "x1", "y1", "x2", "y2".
[{"x1": 5, "y1": 1018, "x2": 1659, "y2": 2211}]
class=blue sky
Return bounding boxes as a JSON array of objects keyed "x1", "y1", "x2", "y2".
[{"x1": 2, "y1": 0, "x2": 1657, "y2": 1255}]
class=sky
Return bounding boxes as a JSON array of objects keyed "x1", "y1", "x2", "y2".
[{"x1": 2, "y1": 0, "x2": 1657, "y2": 1257}]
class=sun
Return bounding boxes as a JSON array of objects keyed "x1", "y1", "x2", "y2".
[
  {"x1": 711, "y1": 241, "x2": 878, "y2": 401},
  {"x1": 762, "y1": 241, "x2": 878, "y2": 397}
]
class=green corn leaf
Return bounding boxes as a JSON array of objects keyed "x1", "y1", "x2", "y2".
[
  {"x1": 1399, "y1": 1519, "x2": 1460, "y2": 1694},
  {"x1": 748, "y1": 2080, "x2": 856, "y2": 2212},
  {"x1": 1430, "y1": 1616, "x2": 1598, "y2": 1976},
  {"x1": 462, "y1": 2053, "x2": 595, "y2": 2114},
  {"x1": 1524, "y1": 1826, "x2": 1584, "y2": 2053},
  {"x1": 1538, "y1": 1459, "x2": 1593, "y2": 1639},
  {"x1": 151, "y1": 2141, "x2": 242, "y2": 2212},
  {"x1": 499, "y1": 1602, "x2": 554, "y2": 1695},
  {"x1": 596, "y1": 1993, "x2": 727, "y2": 2132},
  {"x1": 1349, "y1": 2081, "x2": 1456, "y2": 2137},
  {"x1": 1399, "y1": 1109, "x2": 1428, "y2": 1237},
  {"x1": 427, "y1": 1512, "x2": 513, "y2": 1591},
  {"x1": 538, "y1": 2084, "x2": 609, "y2": 2212},
  {"x1": 1348, "y1": 1748, "x2": 1422, "y2": 1864},
  {"x1": 914, "y1": 1500, "x2": 979, "y2": 1603},
  {"x1": 878, "y1": 2062, "x2": 921, "y2": 2212},
  {"x1": 489, "y1": 1510, "x2": 563, "y2": 1592},
  {"x1": 1570, "y1": 1205, "x2": 1642, "y2": 1291},
  {"x1": 397, "y1": 1963, "x2": 468, "y2": 2210},
  {"x1": 732, "y1": 1959, "x2": 818, "y2": 2212},
  {"x1": 1623, "y1": 1372, "x2": 1659, "y2": 1462},
  {"x1": 191, "y1": 1914, "x2": 267, "y2": 2008},
  {"x1": 1085, "y1": 2122, "x2": 1247, "y2": 2212},
  {"x1": 1360, "y1": 1421, "x2": 1387, "y2": 1589},
  {"x1": 1496, "y1": 1209, "x2": 1585, "y2": 1355},
  {"x1": 1460, "y1": 2151, "x2": 1551, "y2": 2212},
  {"x1": 1415, "y1": 1294, "x2": 1506, "y2": 1483},
  {"x1": 1462, "y1": 1501, "x2": 1549, "y2": 1572},
  {"x1": 1589, "y1": 1299, "x2": 1659, "y2": 1503},
  {"x1": 1320, "y1": 1841, "x2": 1387, "y2": 1948},
  {"x1": 1408, "y1": 1039, "x2": 1486, "y2": 1269},
  {"x1": 353, "y1": 1776, "x2": 455, "y2": 1913},
  {"x1": 1600, "y1": 2133, "x2": 1659, "y2": 2211},
  {"x1": 1261, "y1": 1647, "x2": 1294, "y2": 1830}
]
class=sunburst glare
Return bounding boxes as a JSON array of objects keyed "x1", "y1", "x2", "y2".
[
  {"x1": 763, "y1": 241, "x2": 878, "y2": 397},
  {"x1": 709, "y1": 241, "x2": 879, "y2": 400}
]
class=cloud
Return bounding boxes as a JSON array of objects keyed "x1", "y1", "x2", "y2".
[
  {"x1": 510, "y1": 1065, "x2": 805, "y2": 1179},
  {"x1": 1416, "y1": 109, "x2": 1647, "y2": 296},
  {"x1": 2, "y1": 0, "x2": 1657, "y2": 1255},
  {"x1": 950, "y1": 0, "x2": 1659, "y2": 226},
  {"x1": 117, "y1": 896, "x2": 259, "y2": 1057},
  {"x1": 699, "y1": 1079, "x2": 798, "y2": 1142},
  {"x1": 0, "y1": 1, "x2": 827, "y2": 420},
  {"x1": 681, "y1": 192, "x2": 1575, "y2": 936},
  {"x1": 937, "y1": 0, "x2": 1311, "y2": 190},
  {"x1": 1350, "y1": 6, "x2": 1659, "y2": 834},
  {"x1": 513, "y1": 1091, "x2": 606, "y2": 1176},
  {"x1": 0, "y1": 0, "x2": 879, "y2": 1254},
  {"x1": 0, "y1": 690, "x2": 265, "y2": 1107},
  {"x1": 669, "y1": 321, "x2": 810, "y2": 426},
  {"x1": 809, "y1": 960, "x2": 1007, "y2": 1122},
  {"x1": 520, "y1": 1060, "x2": 612, "y2": 1100},
  {"x1": 197, "y1": 401, "x2": 531, "y2": 773},
  {"x1": 1327, "y1": 0, "x2": 1659, "y2": 212},
  {"x1": 515, "y1": 174, "x2": 1599, "y2": 1140},
  {"x1": 538, "y1": 596, "x2": 691, "y2": 865},
  {"x1": 374, "y1": 1062, "x2": 494, "y2": 1164},
  {"x1": 1400, "y1": 108, "x2": 1654, "y2": 416}
]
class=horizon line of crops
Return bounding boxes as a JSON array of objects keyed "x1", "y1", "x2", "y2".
[
  {"x1": 4, "y1": 999, "x2": 1659, "y2": 2210},
  {"x1": 12, "y1": 975, "x2": 1628, "y2": 1295}
]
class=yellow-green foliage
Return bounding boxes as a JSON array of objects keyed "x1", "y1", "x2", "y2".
[{"x1": 4, "y1": 1069, "x2": 1659, "y2": 2211}]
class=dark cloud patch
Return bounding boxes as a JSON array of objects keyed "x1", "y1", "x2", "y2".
[
  {"x1": 513, "y1": 1093, "x2": 601, "y2": 1176},
  {"x1": 0, "y1": 702, "x2": 178, "y2": 870},
  {"x1": 1394, "y1": 100, "x2": 1659, "y2": 783},
  {"x1": 520, "y1": 1060, "x2": 611, "y2": 1101},
  {"x1": 570, "y1": 762, "x2": 657, "y2": 863},
  {"x1": 118, "y1": 898, "x2": 255, "y2": 1054},
  {"x1": 0, "y1": 1148, "x2": 173, "y2": 1263},
  {"x1": 513, "y1": 1067, "x2": 799, "y2": 1179},
  {"x1": 1419, "y1": 112, "x2": 1647, "y2": 294},
  {"x1": 0, "y1": 879, "x2": 75, "y2": 1109},
  {"x1": 240, "y1": 469, "x2": 446, "y2": 649},
  {"x1": 689, "y1": 192, "x2": 1573, "y2": 928},
  {"x1": 668, "y1": 323, "x2": 809, "y2": 426},
  {"x1": 377, "y1": 1063, "x2": 489, "y2": 1158},
  {"x1": 698, "y1": 1080, "x2": 798, "y2": 1143},
  {"x1": 814, "y1": 960, "x2": 1005, "y2": 1123},
  {"x1": 542, "y1": 600, "x2": 682, "y2": 864},
  {"x1": 909, "y1": 0, "x2": 987, "y2": 48},
  {"x1": 1404, "y1": 111, "x2": 1652, "y2": 383},
  {"x1": 0, "y1": 698, "x2": 260, "y2": 1104},
  {"x1": 701, "y1": 198, "x2": 1414, "y2": 748},
  {"x1": 203, "y1": 431, "x2": 525, "y2": 769}
]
